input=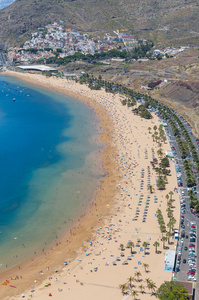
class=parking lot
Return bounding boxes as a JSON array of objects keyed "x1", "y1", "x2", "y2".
[{"x1": 161, "y1": 113, "x2": 199, "y2": 292}]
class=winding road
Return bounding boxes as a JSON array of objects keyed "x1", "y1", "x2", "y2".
[{"x1": 164, "y1": 67, "x2": 187, "y2": 80}]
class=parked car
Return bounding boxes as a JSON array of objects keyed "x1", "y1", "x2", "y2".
[
  {"x1": 188, "y1": 276, "x2": 196, "y2": 281},
  {"x1": 190, "y1": 238, "x2": 196, "y2": 242}
]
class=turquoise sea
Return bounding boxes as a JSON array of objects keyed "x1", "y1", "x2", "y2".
[{"x1": 0, "y1": 74, "x2": 104, "y2": 271}]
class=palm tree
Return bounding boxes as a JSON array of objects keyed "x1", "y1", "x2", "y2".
[
  {"x1": 142, "y1": 242, "x2": 148, "y2": 254},
  {"x1": 163, "y1": 175, "x2": 168, "y2": 183},
  {"x1": 120, "y1": 243, "x2": 125, "y2": 251},
  {"x1": 170, "y1": 216, "x2": 176, "y2": 226},
  {"x1": 145, "y1": 278, "x2": 152, "y2": 288},
  {"x1": 166, "y1": 232, "x2": 172, "y2": 244},
  {"x1": 153, "y1": 125, "x2": 157, "y2": 131},
  {"x1": 127, "y1": 276, "x2": 134, "y2": 288},
  {"x1": 134, "y1": 271, "x2": 141, "y2": 282},
  {"x1": 157, "y1": 149, "x2": 163, "y2": 157},
  {"x1": 167, "y1": 199, "x2": 173, "y2": 208},
  {"x1": 156, "y1": 177, "x2": 165, "y2": 189},
  {"x1": 119, "y1": 283, "x2": 128, "y2": 294},
  {"x1": 138, "y1": 284, "x2": 145, "y2": 294},
  {"x1": 160, "y1": 225, "x2": 167, "y2": 236},
  {"x1": 128, "y1": 241, "x2": 134, "y2": 254},
  {"x1": 169, "y1": 190, "x2": 174, "y2": 200},
  {"x1": 161, "y1": 236, "x2": 167, "y2": 249},
  {"x1": 153, "y1": 241, "x2": 159, "y2": 253},
  {"x1": 165, "y1": 194, "x2": 169, "y2": 204},
  {"x1": 143, "y1": 263, "x2": 149, "y2": 272},
  {"x1": 148, "y1": 281, "x2": 157, "y2": 295},
  {"x1": 155, "y1": 168, "x2": 163, "y2": 178},
  {"x1": 131, "y1": 290, "x2": 138, "y2": 299},
  {"x1": 167, "y1": 209, "x2": 173, "y2": 219},
  {"x1": 158, "y1": 142, "x2": 162, "y2": 149},
  {"x1": 147, "y1": 184, "x2": 154, "y2": 194},
  {"x1": 167, "y1": 220, "x2": 173, "y2": 232},
  {"x1": 148, "y1": 127, "x2": 151, "y2": 133},
  {"x1": 162, "y1": 135, "x2": 166, "y2": 143}
]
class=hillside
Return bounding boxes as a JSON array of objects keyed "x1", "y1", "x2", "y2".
[
  {"x1": 160, "y1": 81, "x2": 199, "y2": 108},
  {"x1": 0, "y1": 0, "x2": 15, "y2": 10},
  {"x1": 0, "y1": 0, "x2": 199, "y2": 46}
]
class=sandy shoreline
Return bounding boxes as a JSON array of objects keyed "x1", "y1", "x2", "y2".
[{"x1": 1, "y1": 70, "x2": 179, "y2": 300}]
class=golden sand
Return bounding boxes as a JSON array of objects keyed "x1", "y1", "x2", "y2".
[{"x1": 1, "y1": 71, "x2": 179, "y2": 300}]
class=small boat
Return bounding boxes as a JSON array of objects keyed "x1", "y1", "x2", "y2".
[{"x1": 13, "y1": 98, "x2": 16, "y2": 101}]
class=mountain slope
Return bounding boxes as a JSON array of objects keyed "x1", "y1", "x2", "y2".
[
  {"x1": 0, "y1": 0, "x2": 15, "y2": 10},
  {"x1": 0, "y1": 0, "x2": 199, "y2": 46}
]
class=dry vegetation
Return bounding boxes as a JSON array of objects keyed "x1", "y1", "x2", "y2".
[
  {"x1": 0, "y1": 0, "x2": 199, "y2": 46},
  {"x1": 59, "y1": 48, "x2": 199, "y2": 136}
]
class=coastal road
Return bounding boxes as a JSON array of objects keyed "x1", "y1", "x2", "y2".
[{"x1": 166, "y1": 114, "x2": 199, "y2": 297}]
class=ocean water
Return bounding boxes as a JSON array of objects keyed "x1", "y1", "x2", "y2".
[{"x1": 0, "y1": 74, "x2": 104, "y2": 271}]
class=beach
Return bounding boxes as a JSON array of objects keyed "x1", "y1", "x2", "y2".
[{"x1": 1, "y1": 70, "x2": 179, "y2": 300}]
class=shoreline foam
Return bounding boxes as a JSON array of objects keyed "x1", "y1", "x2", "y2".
[{"x1": 1, "y1": 70, "x2": 179, "y2": 300}]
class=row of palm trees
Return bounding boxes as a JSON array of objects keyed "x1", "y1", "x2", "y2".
[
  {"x1": 121, "y1": 241, "x2": 149, "y2": 256},
  {"x1": 188, "y1": 189, "x2": 199, "y2": 212},
  {"x1": 149, "y1": 124, "x2": 167, "y2": 144},
  {"x1": 183, "y1": 159, "x2": 196, "y2": 187},
  {"x1": 176, "y1": 135, "x2": 189, "y2": 158},
  {"x1": 154, "y1": 192, "x2": 176, "y2": 252},
  {"x1": 156, "y1": 103, "x2": 199, "y2": 214},
  {"x1": 165, "y1": 191, "x2": 176, "y2": 238},
  {"x1": 119, "y1": 272, "x2": 157, "y2": 298},
  {"x1": 161, "y1": 107, "x2": 199, "y2": 185},
  {"x1": 149, "y1": 125, "x2": 171, "y2": 190}
]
